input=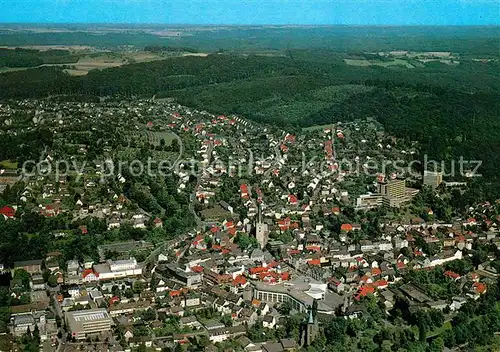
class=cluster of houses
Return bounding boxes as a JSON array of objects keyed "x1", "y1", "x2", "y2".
[
  {"x1": 8, "y1": 207, "x2": 496, "y2": 349},
  {"x1": 0, "y1": 99, "x2": 499, "y2": 351}
]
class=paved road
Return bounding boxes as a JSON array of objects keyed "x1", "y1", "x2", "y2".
[
  {"x1": 49, "y1": 292, "x2": 66, "y2": 352},
  {"x1": 188, "y1": 141, "x2": 213, "y2": 228}
]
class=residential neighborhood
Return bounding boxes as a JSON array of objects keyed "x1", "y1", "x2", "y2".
[{"x1": 0, "y1": 98, "x2": 498, "y2": 351}]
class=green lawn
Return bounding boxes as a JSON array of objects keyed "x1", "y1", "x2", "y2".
[
  {"x1": 344, "y1": 58, "x2": 373, "y2": 67},
  {"x1": 0, "y1": 160, "x2": 18, "y2": 169},
  {"x1": 146, "y1": 131, "x2": 177, "y2": 147},
  {"x1": 426, "y1": 320, "x2": 452, "y2": 338},
  {"x1": 344, "y1": 58, "x2": 414, "y2": 68},
  {"x1": 303, "y1": 124, "x2": 335, "y2": 132}
]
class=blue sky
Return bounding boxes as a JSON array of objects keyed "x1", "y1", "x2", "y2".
[{"x1": 0, "y1": 0, "x2": 498, "y2": 25}]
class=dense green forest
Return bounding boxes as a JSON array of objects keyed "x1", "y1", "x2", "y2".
[
  {"x1": 144, "y1": 45, "x2": 198, "y2": 53},
  {"x1": 0, "y1": 50, "x2": 499, "y2": 198},
  {"x1": 0, "y1": 26, "x2": 499, "y2": 54},
  {"x1": 0, "y1": 48, "x2": 79, "y2": 68}
]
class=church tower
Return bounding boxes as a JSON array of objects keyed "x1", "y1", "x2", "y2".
[
  {"x1": 300, "y1": 303, "x2": 319, "y2": 347},
  {"x1": 255, "y1": 204, "x2": 269, "y2": 248}
]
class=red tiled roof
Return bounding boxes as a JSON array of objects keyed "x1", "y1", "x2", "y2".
[
  {"x1": 82, "y1": 269, "x2": 98, "y2": 279},
  {"x1": 308, "y1": 259, "x2": 321, "y2": 266},
  {"x1": 278, "y1": 217, "x2": 291, "y2": 231},
  {"x1": 473, "y1": 282, "x2": 487, "y2": 294},
  {"x1": 249, "y1": 266, "x2": 268, "y2": 275},
  {"x1": 373, "y1": 280, "x2": 388, "y2": 288},
  {"x1": 170, "y1": 290, "x2": 181, "y2": 297},
  {"x1": 341, "y1": 224, "x2": 353, "y2": 232},
  {"x1": 306, "y1": 245, "x2": 321, "y2": 252},
  {"x1": 444, "y1": 271, "x2": 461, "y2": 280},
  {"x1": 0, "y1": 206, "x2": 15, "y2": 218},
  {"x1": 191, "y1": 265, "x2": 204, "y2": 273},
  {"x1": 240, "y1": 184, "x2": 249, "y2": 198},
  {"x1": 232, "y1": 275, "x2": 247, "y2": 286},
  {"x1": 355, "y1": 285, "x2": 375, "y2": 300},
  {"x1": 267, "y1": 260, "x2": 279, "y2": 268}
]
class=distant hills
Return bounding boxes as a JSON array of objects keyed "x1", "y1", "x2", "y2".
[
  {"x1": 0, "y1": 32, "x2": 499, "y2": 198},
  {"x1": 0, "y1": 25, "x2": 499, "y2": 54}
]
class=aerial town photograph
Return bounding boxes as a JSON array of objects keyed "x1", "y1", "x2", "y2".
[{"x1": 0, "y1": 0, "x2": 498, "y2": 351}]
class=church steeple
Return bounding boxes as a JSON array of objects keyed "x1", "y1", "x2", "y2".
[
  {"x1": 308, "y1": 306, "x2": 314, "y2": 324},
  {"x1": 300, "y1": 303, "x2": 319, "y2": 347}
]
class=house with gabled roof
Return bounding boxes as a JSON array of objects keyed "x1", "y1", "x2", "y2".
[
  {"x1": 240, "y1": 184, "x2": 250, "y2": 199},
  {"x1": 288, "y1": 194, "x2": 298, "y2": 206},
  {"x1": 153, "y1": 217, "x2": 163, "y2": 228},
  {"x1": 0, "y1": 205, "x2": 15, "y2": 219}
]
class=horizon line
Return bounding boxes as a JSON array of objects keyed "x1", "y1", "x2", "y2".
[{"x1": 1, "y1": 22, "x2": 499, "y2": 27}]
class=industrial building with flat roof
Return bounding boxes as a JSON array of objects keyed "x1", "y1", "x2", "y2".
[
  {"x1": 65, "y1": 308, "x2": 113, "y2": 340},
  {"x1": 93, "y1": 257, "x2": 142, "y2": 280}
]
